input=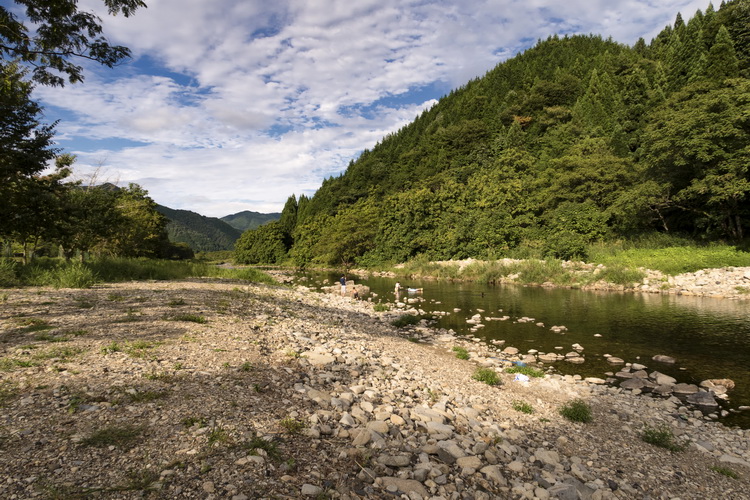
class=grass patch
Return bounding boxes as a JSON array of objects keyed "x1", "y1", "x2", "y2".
[
  {"x1": 80, "y1": 425, "x2": 142, "y2": 448},
  {"x1": 33, "y1": 346, "x2": 84, "y2": 362},
  {"x1": 16, "y1": 317, "x2": 53, "y2": 333},
  {"x1": 242, "y1": 433, "x2": 281, "y2": 461},
  {"x1": 559, "y1": 399, "x2": 593, "y2": 423},
  {"x1": 373, "y1": 303, "x2": 389, "y2": 312},
  {"x1": 124, "y1": 340, "x2": 160, "y2": 358},
  {"x1": 101, "y1": 341, "x2": 122, "y2": 354},
  {"x1": 472, "y1": 367, "x2": 501, "y2": 386},
  {"x1": 512, "y1": 400, "x2": 534, "y2": 414},
  {"x1": 0, "y1": 358, "x2": 36, "y2": 371},
  {"x1": 181, "y1": 416, "x2": 207, "y2": 428},
  {"x1": 168, "y1": 298, "x2": 186, "y2": 307},
  {"x1": 207, "y1": 426, "x2": 231, "y2": 446},
  {"x1": 278, "y1": 417, "x2": 305, "y2": 434},
  {"x1": 641, "y1": 423, "x2": 688, "y2": 452},
  {"x1": 170, "y1": 313, "x2": 207, "y2": 324},
  {"x1": 452, "y1": 346, "x2": 470, "y2": 360},
  {"x1": 710, "y1": 465, "x2": 739, "y2": 479},
  {"x1": 505, "y1": 365, "x2": 545, "y2": 378}
]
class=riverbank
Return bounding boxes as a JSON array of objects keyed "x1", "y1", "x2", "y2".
[
  {"x1": 1, "y1": 279, "x2": 750, "y2": 499},
  {"x1": 360, "y1": 259, "x2": 750, "y2": 301}
]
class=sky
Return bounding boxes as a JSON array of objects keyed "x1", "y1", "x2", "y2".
[{"x1": 29, "y1": 0, "x2": 714, "y2": 218}]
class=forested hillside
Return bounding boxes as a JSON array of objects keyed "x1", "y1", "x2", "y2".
[
  {"x1": 221, "y1": 211, "x2": 281, "y2": 232},
  {"x1": 235, "y1": 1, "x2": 750, "y2": 267},
  {"x1": 156, "y1": 206, "x2": 242, "y2": 252}
]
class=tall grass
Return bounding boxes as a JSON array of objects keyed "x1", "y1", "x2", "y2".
[{"x1": 13, "y1": 257, "x2": 276, "y2": 288}]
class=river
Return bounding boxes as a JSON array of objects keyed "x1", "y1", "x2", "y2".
[{"x1": 292, "y1": 270, "x2": 750, "y2": 428}]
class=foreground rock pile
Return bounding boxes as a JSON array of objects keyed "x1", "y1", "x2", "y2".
[{"x1": 1, "y1": 279, "x2": 750, "y2": 499}]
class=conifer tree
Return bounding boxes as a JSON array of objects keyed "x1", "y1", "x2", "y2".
[{"x1": 704, "y1": 25, "x2": 740, "y2": 80}]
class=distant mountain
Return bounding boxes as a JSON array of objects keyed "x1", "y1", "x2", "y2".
[
  {"x1": 221, "y1": 211, "x2": 281, "y2": 232},
  {"x1": 156, "y1": 205, "x2": 242, "y2": 252}
]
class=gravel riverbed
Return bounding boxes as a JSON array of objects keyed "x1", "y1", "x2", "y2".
[{"x1": 1, "y1": 278, "x2": 749, "y2": 499}]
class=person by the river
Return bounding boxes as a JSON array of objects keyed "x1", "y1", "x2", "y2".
[
  {"x1": 340, "y1": 275, "x2": 347, "y2": 296},
  {"x1": 352, "y1": 287, "x2": 359, "y2": 300}
]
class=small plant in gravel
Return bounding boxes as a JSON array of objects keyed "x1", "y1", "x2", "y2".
[
  {"x1": 278, "y1": 417, "x2": 305, "y2": 434},
  {"x1": 472, "y1": 367, "x2": 501, "y2": 386},
  {"x1": 0, "y1": 381, "x2": 18, "y2": 406},
  {"x1": 80, "y1": 425, "x2": 142, "y2": 448},
  {"x1": 559, "y1": 398, "x2": 593, "y2": 423},
  {"x1": 127, "y1": 390, "x2": 167, "y2": 403},
  {"x1": 506, "y1": 365, "x2": 545, "y2": 378},
  {"x1": 512, "y1": 400, "x2": 534, "y2": 414},
  {"x1": 35, "y1": 332, "x2": 70, "y2": 343},
  {"x1": 173, "y1": 362, "x2": 184, "y2": 370},
  {"x1": 0, "y1": 358, "x2": 36, "y2": 371},
  {"x1": 452, "y1": 346, "x2": 470, "y2": 360},
  {"x1": 168, "y1": 298, "x2": 186, "y2": 307},
  {"x1": 710, "y1": 465, "x2": 739, "y2": 479},
  {"x1": 207, "y1": 425, "x2": 231, "y2": 445},
  {"x1": 101, "y1": 341, "x2": 122, "y2": 354},
  {"x1": 75, "y1": 298, "x2": 95, "y2": 308},
  {"x1": 373, "y1": 303, "x2": 389, "y2": 312},
  {"x1": 107, "y1": 293, "x2": 125, "y2": 302},
  {"x1": 641, "y1": 423, "x2": 688, "y2": 452},
  {"x1": 243, "y1": 433, "x2": 281, "y2": 461},
  {"x1": 16, "y1": 317, "x2": 53, "y2": 333},
  {"x1": 181, "y1": 416, "x2": 207, "y2": 428},
  {"x1": 239, "y1": 362, "x2": 253, "y2": 372},
  {"x1": 170, "y1": 313, "x2": 207, "y2": 324},
  {"x1": 125, "y1": 340, "x2": 160, "y2": 359},
  {"x1": 33, "y1": 346, "x2": 84, "y2": 361}
]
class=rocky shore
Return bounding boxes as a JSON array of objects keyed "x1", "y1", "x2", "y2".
[{"x1": 1, "y1": 278, "x2": 750, "y2": 499}]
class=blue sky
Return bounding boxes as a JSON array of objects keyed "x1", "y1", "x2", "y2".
[{"x1": 31, "y1": 0, "x2": 714, "y2": 217}]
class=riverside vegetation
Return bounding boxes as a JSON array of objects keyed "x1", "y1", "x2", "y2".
[{"x1": 1, "y1": 272, "x2": 750, "y2": 499}]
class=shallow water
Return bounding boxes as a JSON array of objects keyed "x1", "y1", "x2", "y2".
[{"x1": 297, "y1": 271, "x2": 750, "y2": 428}]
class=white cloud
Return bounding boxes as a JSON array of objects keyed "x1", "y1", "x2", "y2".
[{"x1": 33, "y1": 0, "x2": 715, "y2": 217}]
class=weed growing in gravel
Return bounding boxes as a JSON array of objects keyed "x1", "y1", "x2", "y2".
[
  {"x1": 452, "y1": 346, "x2": 470, "y2": 360},
  {"x1": 35, "y1": 332, "x2": 70, "y2": 343},
  {"x1": 126, "y1": 390, "x2": 167, "y2": 403},
  {"x1": 181, "y1": 416, "x2": 207, "y2": 428},
  {"x1": 710, "y1": 465, "x2": 739, "y2": 479},
  {"x1": 0, "y1": 381, "x2": 18, "y2": 406},
  {"x1": 80, "y1": 425, "x2": 142, "y2": 448},
  {"x1": 16, "y1": 317, "x2": 53, "y2": 333},
  {"x1": 207, "y1": 426, "x2": 231, "y2": 445},
  {"x1": 0, "y1": 358, "x2": 36, "y2": 371},
  {"x1": 107, "y1": 293, "x2": 125, "y2": 302},
  {"x1": 512, "y1": 400, "x2": 534, "y2": 414},
  {"x1": 373, "y1": 303, "x2": 389, "y2": 312},
  {"x1": 33, "y1": 346, "x2": 84, "y2": 361},
  {"x1": 173, "y1": 362, "x2": 184, "y2": 370},
  {"x1": 239, "y1": 362, "x2": 253, "y2": 372},
  {"x1": 101, "y1": 341, "x2": 122, "y2": 354},
  {"x1": 641, "y1": 423, "x2": 688, "y2": 452},
  {"x1": 114, "y1": 308, "x2": 141, "y2": 323},
  {"x1": 168, "y1": 298, "x2": 186, "y2": 307},
  {"x1": 125, "y1": 340, "x2": 160, "y2": 359},
  {"x1": 170, "y1": 313, "x2": 207, "y2": 323},
  {"x1": 559, "y1": 399, "x2": 593, "y2": 423},
  {"x1": 278, "y1": 417, "x2": 305, "y2": 434},
  {"x1": 242, "y1": 433, "x2": 281, "y2": 461},
  {"x1": 506, "y1": 365, "x2": 545, "y2": 378},
  {"x1": 472, "y1": 367, "x2": 501, "y2": 386},
  {"x1": 143, "y1": 371, "x2": 174, "y2": 382}
]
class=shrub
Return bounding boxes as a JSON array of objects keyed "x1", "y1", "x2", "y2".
[
  {"x1": 0, "y1": 259, "x2": 19, "y2": 287},
  {"x1": 472, "y1": 367, "x2": 501, "y2": 386},
  {"x1": 512, "y1": 400, "x2": 534, "y2": 414},
  {"x1": 452, "y1": 346, "x2": 470, "y2": 360},
  {"x1": 506, "y1": 365, "x2": 545, "y2": 378},
  {"x1": 278, "y1": 417, "x2": 305, "y2": 434},
  {"x1": 559, "y1": 399, "x2": 592, "y2": 423},
  {"x1": 641, "y1": 423, "x2": 687, "y2": 452}
]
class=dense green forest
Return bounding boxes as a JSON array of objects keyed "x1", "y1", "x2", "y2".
[
  {"x1": 236, "y1": 1, "x2": 750, "y2": 267},
  {"x1": 156, "y1": 206, "x2": 242, "y2": 252},
  {"x1": 221, "y1": 211, "x2": 281, "y2": 232}
]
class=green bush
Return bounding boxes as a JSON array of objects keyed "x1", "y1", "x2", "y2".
[
  {"x1": 641, "y1": 423, "x2": 687, "y2": 452},
  {"x1": 559, "y1": 398, "x2": 592, "y2": 423},
  {"x1": 0, "y1": 259, "x2": 19, "y2": 287},
  {"x1": 472, "y1": 367, "x2": 501, "y2": 386},
  {"x1": 452, "y1": 346, "x2": 470, "y2": 360},
  {"x1": 512, "y1": 400, "x2": 534, "y2": 414},
  {"x1": 391, "y1": 314, "x2": 425, "y2": 328},
  {"x1": 506, "y1": 365, "x2": 545, "y2": 378}
]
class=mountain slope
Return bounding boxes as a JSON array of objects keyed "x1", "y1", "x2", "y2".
[
  {"x1": 250, "y1": 0, "x2": 750, "y2": 267},
  {"x1": 156, "y1": 205, "x2": 242, "y2": 252},
  {"x1": 221, "y1": 211, "x2": 280, "y2": 232}
]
